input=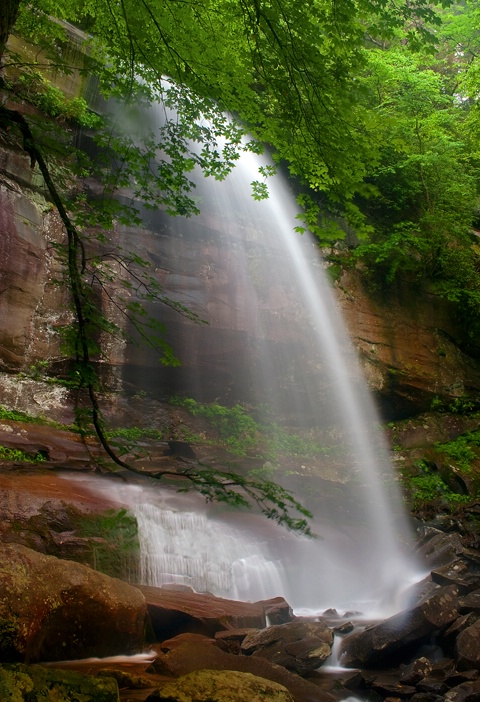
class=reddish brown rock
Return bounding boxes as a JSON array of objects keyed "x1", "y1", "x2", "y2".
[
  {"x1": 137, "y1": 585, "x2": 266, "y2": 640},
  {"x1": 340, "y1": 587, "x2": 459, "y2": 669},
  {"x1": 147, "y1": 639, "x2": 336, "y2": 702},
  {"x1": 337, "y1": 270, "x2": 480, "y2": 416},
  {"x1": 262, "y1": 595, "x2": 294, "y2": 624},
  {"x1": 455, "y1": 619, "x2": 480, "y2": 671},
  {"x1": 240, "y1": 620, "x2": 334, "y2": 676},
  {"x1": 0, "y1": 542, "x2": 148, "y2": 662}
]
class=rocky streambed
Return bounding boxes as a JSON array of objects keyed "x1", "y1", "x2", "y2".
[{"x1": 2, "y1": 462, "x2": 480, "y2": 701}]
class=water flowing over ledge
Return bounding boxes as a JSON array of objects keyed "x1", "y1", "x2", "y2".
[{"x1": 75, "y1": 111, "x2": 421, "y2": 618}]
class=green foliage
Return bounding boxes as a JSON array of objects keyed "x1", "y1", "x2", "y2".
[
  {"x1": 170, "y1": 397, "x2": 259, "y2": 455},
  {"x1": 15, "y1": 69, "x2": 100, "y2": 127},
  {"x1": 0, "y1": 446, "x2": 46, "y2": 463},
  {"x1": 72, "y1": 508, "x2": 139, "y2": 578},
  {"x1": 169, "y1": 396, "x2": 329, "y2": 460},
  {"x1": 435, "y1": 429, "x2": 480, "y2": 472},
  {"x1": 404, "y1": 460, "x2": 470, "y2": 509},
  {"x1": 173, "y1": 465, "x2": 314, "y2": 536}
]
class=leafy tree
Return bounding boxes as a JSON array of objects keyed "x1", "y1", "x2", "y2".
[
  {"x1": 0, "y1": 0, "x2": 459, "y2": 529},
  {"x1": 342, "y1": 38, "x2": 480, "y2": 334}
]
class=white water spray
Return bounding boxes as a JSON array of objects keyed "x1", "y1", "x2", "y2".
[
  {"x1": 118, "y1": 141, "x2": 420, "y2": 616},
  {"x1": 84, "y1": 101, "x2": 421, "y2": 615}
]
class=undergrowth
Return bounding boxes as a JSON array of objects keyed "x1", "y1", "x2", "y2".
[{"x1": 169, "y1": 395, "x2": 329, "y2": 459}]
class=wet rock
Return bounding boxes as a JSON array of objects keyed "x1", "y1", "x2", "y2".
[
  {"x1": 415, "y1": 528, "x2": 465, "y2": 568},
  {"x1": 136, "y1": 585, "x2": 266, "y2": 640},
  {"x1": 444, "y1": 680, "x2": 480, "y2": 701},
  {"x1": 0, "y1": 663, "x2": 119, "y2": 701},
  {"x1": 334, "y1": 620, "x2": 354, "y2": 635},
  {"x1": 399, "y1": 657, "x2": 433, "y2": 685},
  {"x1": 416, "y1": 676, "x2": 449, "y2": 696},
  {"x1": 458, "y1": 590, "x2": 480, "y2": 614},
  {"x1": 341, "y1": 669, "x2": 373, "y2": 691},
  {"x1": 146, "y1": 639, "x2": 336, "y2": 702},
  {"x1": 455, "y1": 619, "x2": 480, "y2": 671},
  {"x1": 240, "y1": 620, "x2": 334, "y2": 676},
  {"x1": 340, "y1": 587, "x2": 458, "y2": 668},
  {"x1": 158, "y1": 632, "x2": 216, "y2": 652},
  {"x1": 371, "y1": 678, "x2": 417, "y2": 698},
  {"x1": 431, "y1": 562, "x2": 480, "y2": 594},
  {"x1": 445, "y1": 670, "x2": 480, "y2": 688},
  {"x1": 0, "y1": 542, "x2": 147, "y2": 662},
  {"x1": 214, "y1": 628, "x2": 255, "y2": 654},
  {"x1": 145, "y1": 669, "x2": 295, "y2": 702},
  {"x1": 440, "y1": 613, "x2": 478, "y2": 652},
  {"x1": 262, "y1": 596, "x2": 293, "y2": 624}
]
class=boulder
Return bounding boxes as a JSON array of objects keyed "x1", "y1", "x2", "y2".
[
  {"x1": 340, "y1": 587, "x2": 458, "y2": 668},
  {"x1": 0, "y1": 663, "x2": 119, "y2": 701},
  {"x1": 458, "y1": 590, "x2": 480, "y2": 614},
  {"x1": 240, "y1": 620, "x2": 334, "y2": 676},
  {"x1": 445, "y1": 680, "x2": 480, "y2": 702},
  {"x1": 0, "y1": 543, "x2": 148, "y2": 662},
  {"x1": 137, "y1": 585, "x2": 266, "y2": 639},
  {"x1": 262, "y1": 596, "x2": 293, "y2": 624},
  {"x1": 415, "y1": 528, "x2": 465, "y2": 568},
  {"x1": 146, "y1": 639, "x2": 336, "y2": 702},
  {"x1": 455, "y1": 619, "x2": 480, "y2": 671},
  {"x1": 431, "y1": 562, "x2": 480, "y2": 594},
  {"x1": 145, "y1": 669, "x2": 295, "y2": 702}
]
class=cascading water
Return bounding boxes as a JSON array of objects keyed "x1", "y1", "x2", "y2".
[
  {"x1": 83, "y1": 96, "x2": 420, "y2": 616},
  {"x1": 110, "y1": 132, "x2": 420, "y2": 617}
]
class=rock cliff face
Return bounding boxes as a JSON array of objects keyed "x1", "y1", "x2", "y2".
[
  {"x1": 1, "y1": 117, "x2": 480, "y2": 423},
  {"x1": 337, "y1": 270, "x2": 480, "y2": 419}
]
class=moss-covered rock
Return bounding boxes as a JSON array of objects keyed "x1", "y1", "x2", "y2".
[
  {"x1": 0, "y1": 663, "x2": 119, "y2": 701},
  {"x1": 146, "y1": 669, "x2": 294, "y2": 702},
  {"x1": 0, "y1": 542, "x2": 148, "y2": 662}
]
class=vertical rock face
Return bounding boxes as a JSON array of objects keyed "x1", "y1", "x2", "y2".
[
  {"x1": 0, "y1": 149, "x2": 69, "y2": 370},
  {"x1": 336, "y1": 270, "x2": 480, "y2": 418},
  {"x1": 1, "y1": 133, "x2": 480, "y2": 420}
]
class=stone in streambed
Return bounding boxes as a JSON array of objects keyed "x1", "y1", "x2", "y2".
[
  {"x1": 145, "y1": 669, "x2": 295, "y2": 702},
  {"x1": 137, "y1": 584, "x2": 266, "y2": 639},
  {"x1": 455, "y1": 619, "x2": 480, "y2": 671},
  {"x1": 147, "y1": 639, "x2": 336, "y2": 702},
  {"x1": 340, "y1": 587, "x2": 458, "y2": 668},
  {"x1": 0, "y1": 663, "x2": 119, "y2": 701},
  {"x1": 240, "y1": 620, "x2": 334, "y2": 676},
  {"x1": 0, "y1": 542, "x2": 148, "y2": 662}
]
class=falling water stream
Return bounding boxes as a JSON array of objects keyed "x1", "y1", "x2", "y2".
[
  {"x1": 80, "y1": 100, "x2": 421, "y2": 618},
  {"x1": 108, "y1": 133, "x2": 420, "y2": 617}
]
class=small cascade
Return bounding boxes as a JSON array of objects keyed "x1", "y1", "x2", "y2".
[{"x1": 133, "y1": 502, "x2": 288, "y2": 601}]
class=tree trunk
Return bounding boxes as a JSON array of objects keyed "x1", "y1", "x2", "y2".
[{"x1": 0, "y1": 0, "x2": 21, "y2": 66}]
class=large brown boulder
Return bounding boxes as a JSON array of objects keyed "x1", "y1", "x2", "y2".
[
  {"x1": 340, "y1": 587, "x2": 458, "y2": 668},
  {"x1": 240, "y1": 620, "x2": 334, "y2": 676},
  {"x1": 148, "y1": 639, "x2": 336, "y2": 702},
  {"x1": 0, "y1": 543, "x2": 148, "y2": 662},
  {"x1": 455, "y1": 619, "x2": 480, "y2": 671},
  {"x1": 137, "y1": 585, "x2": 266, "y2": 639},
  {"x1": 146, "y1": 669, "x2": 294, "y2": 702}
]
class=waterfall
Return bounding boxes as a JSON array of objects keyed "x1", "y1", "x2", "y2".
[
  {"x1": 112, "y1": 136, "x2": 420, "y2": 617},
  {"x1": 78, "y1": 95, "x2": 421, "y2": 616}
]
